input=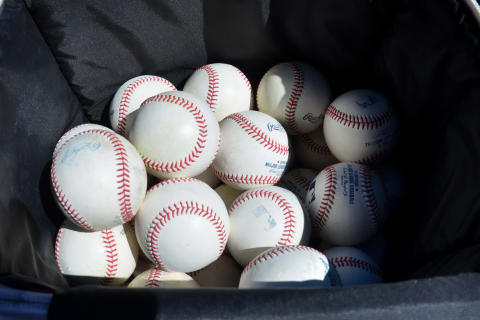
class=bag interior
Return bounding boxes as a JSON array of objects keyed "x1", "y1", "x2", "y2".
[{"x1": 1, "y1": 0, "x2": 480, "y2": 301}]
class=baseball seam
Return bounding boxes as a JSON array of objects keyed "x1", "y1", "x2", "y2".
[
  {"x1": 139, "y1": 94, "x2": 211, "y2": 174},
  {"x1": 117, "y1": 76, "x2": 176, "y2": 136},
  {"x1": 284, "y1": 63, "x2": 305, "y2": 134},
  {"x1": 298, "y1": 134, "x2": 332, "y2": 156},
  {"x1": 146, "y1": 177, "x2": 198, "y2": 195},
  {"x1": 313, "y1": 166, "x2": 337, "y2": 231},
  {"x1": 146, "y1": 268, "x2": 163, "y2": 287},
  {"x1": 242, "y1": 245, "x2": 322, "y2": 276},
  {"x1": 102, "y1": 229, "x2": 119, "y2": 284},
  {"x1": 230, "y1": 189, "x2": 297, "y2": 246},
  {"x1": 146, "y1": 201, "x2": 227, "y2": 270},
  {"x1": 53, "y1": 124, "x2": 90, "y2": 157},
  {"x1": 212, "y1": 167, "x2": 280, "y2": 187},
  {"x1": 330, "y1": 256, "x2": 381, "y2": 276},
  {"x1": 325, "y1": 105, "x2": 392, "y2": 130},
  {"x1": 232, "y1": 65, "x2": 252, "y2": 94},
  {"x1": 55, "y1": 228, "x2": 65, "y2": 274},
  {"x1": 355, "y1": 149, "x2": 388, "y2": 166},
  {"x1": 359, "y1": 166, "x2": 381, "y2": 230},
  {"x1": 226, "y1": 113, "x2": 289, "y2": 156},
  {"x1": 200, "y1": 65, "x2": 220, "y2": 112},
  {"x1": 288, "y1": 171, "x2": 313, "y2": 194}
]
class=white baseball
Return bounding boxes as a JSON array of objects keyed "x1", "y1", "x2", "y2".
[
  {"x1": 280, "y1": 168, "x2": 317, "y2": 204},
  {"x1": 227, "y1": 186, "x2": 305, "y2": 266},
  {"x1": 183, "y1": 63, "x2": 253, "y2": 121},
  {"x1": 55, "y1": 223, "x2": 138, "y2": 286},
  {"x1": 257, "y1": 62, "x2": 331, "y2": 135},
  {"x1": 53, "y1": 123, "x2": 114, "y2": 158},
  {"x1": 214, "y1": 184, "x2": 243, "y2": 210},
  {"x1": 129, "y1": 91, "x2": 220, "y2": 180},
  {"x1": 293, "y1": 128, "x2": 337, "y2": 170},
  {"x1": 323, "y1": 89, "x2": 399, "y2": 164},
  {"x1": 135, "y1": 178, "x2": 230, "y2": 273},
  {"x1": 193, "y1": 166, "x2": 220, "y2": 188},
  {"x1": 239, "y1": 245, "x2": 332, "y2": 288},
  {"x1": 324, "y1": 246, "x2": 383, "y2": 286},
  {"x1": 188, "y1": 255, "x2": 242, "y2": 287},
  {"x1": 51, "y1": 129, "x2": 147, "y2": 231},
  {"x1": 128, "y1": 268, "x2": 199, "y2": 288},
  {"x1": 109, "y1": 75, "x2": 176, "y2": 136},
  {"x1": 305, "y1": 163, "x2": 387, "y2": 245},
  {"x1": 212, "y1": 110, "x2": 289, "y2": 190}
]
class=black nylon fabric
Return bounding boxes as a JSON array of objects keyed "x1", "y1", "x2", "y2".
[{"x1": 1, "y1": 0, "x2": 480, "y2": 317}]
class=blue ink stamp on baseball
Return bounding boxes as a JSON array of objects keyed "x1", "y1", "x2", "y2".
[
  {"x1": 253, "y1": 205, "x2": 277, "y2": 232},
  {"x1": 61, "y1": 141, "x2": 101, "y2": 165}
]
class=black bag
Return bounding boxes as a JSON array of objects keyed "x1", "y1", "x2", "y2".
[{"x1": 1, "y1": 0, "x2": 480, "y2": 318}]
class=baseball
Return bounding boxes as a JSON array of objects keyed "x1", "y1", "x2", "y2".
[
  {"x1": 55, "y1": 223, "x2": 138, "y2": 286},
  {"x1": 53, "y1": 123, "x2": 114, "y2": 158},
  {"x1": 212, "y1": 110, "x2": 289, "y2": 190},
  {"x1": 293, "y1": 128, "x2": 337, "y2": 170},
  {"x1": 128, "y1": 268, "x2": 199, "y2": 288},
  {"x1": 324, "y1": 246, "x2": 383, "y2": 286},
  {"x1": 227, "y1": 186, "x2": 306, "y2": 266},
  {"x1": 183, "y1": 63, "x2": 253, "y2": 121},
  {"x1": 214, "y1": 184, "x2": 243, "y2": 209},
  {"x1": 279, "y1": 168, "x2": 318, "y2": 204},
  {"x1": 128, "y1": 91, "x2": 221, "y2": 180},
  {"x1": 257, "y1": 62, "x2": 331, "y2": 135},
  {"x1": 305, "y1": 162, "x2": 387, "y2": 245},
  {"x1": 51, "y1": 129, "x2": 147, "y2": 231},
  {"x1": 109, "y1": 75, "x2": 176, "y2": 136},
  {"x1": 193, "y1": 166, "x2": 221, "y2": 188},
  {"x1": 188, "y1": 255, "x2": 242, "y2": 287},
  {"x1": 135, "y1": 178, "x2": 230, "y2": 273},
  {"x1": 239, "y1": 245, "x2": 332, "y2": 288},
  {"x1": 323, "y1": 89, "x2": 399, "y2": 165}
]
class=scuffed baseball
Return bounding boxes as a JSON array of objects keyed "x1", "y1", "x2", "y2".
[
  {"x1": 227, "y1": 186, "x2": 305, "y2": 266},
  {"x1": 239, "y1": 245, "x2": 332, "y2": 288},
  {"x1": 109, "y1": 75, "x2": 176, "y2": 136},
  {"x1": 135, "y1": 178, "x2": 229, "y2": 273},
  {"x1": 128, "y1": 268, "x2": 199, "y2": 288},
  {"x1": 212, "y1": 111, "x2": 289, "y2": 190},
  {"x1": 324, "y1": 246, "x2": 383, "y2": 286},
  {"x1": 257, "y1": 62, "x2": 331, "y2": 135},
  {"x1": 214, "y1": 184, "x2": 243, "y2": 210},
  {"x1": 280, "y1": 168, "x2": 318, "y2": 204},
  {"x1": 51, "y1": 129, "x2": 147, "y2": 231},
  {"x1": 129, "y1": 91, "x2": 221, "y2": 180},
  {"x1": 53, "y1": 123, "x2": 114, "y2": 158},
  {"x1": 305, "y1": 163, "x2": 387, "y2": 245},
  {"x1": 188, "y1": 255, "x2": 242, "y2": 287},
  {"x1": 55, "y1": 224, "x2": 138, "y2": 286},
  {"x1": 323, "y1": 90, "x2": 399, "y2": 165},
  {"x1": 293, "y1": 128, "x2": 337, "y2": 170},
  {"x1": 183, "y1": 63, "x2": 253, "y2": 121}
]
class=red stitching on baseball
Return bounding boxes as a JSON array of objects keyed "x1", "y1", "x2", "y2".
[
  {"x1": 330, "y1": 256, "x2": 381, "y2": 276},
  {"x1": 313, "y1": 166, "x2": 337, "y2": 231},
  {"x1": 298, "y1": 134, "x2": 332, "y2": 156},
  {"x1": 242, "y1": 245, "x2": 324, "y2": 275},
  {"x1": 146, "y1": 201, "x2": 227, "y2": 270},
  {"x1": 102, "y1": 229, "x2": 119, "y2": 284},
  {"x1": 325, "y1": 105, "x2": 392, "y2": 130},
  {"x1": 146, "y1": 178, "x2": 198, "y2": 195},
  {"x1": 212, "y1": 167, "x2": 280, "y2": 186},
  {"x1": 230, "y1": 189, "x2": 297, "y2": 246},
  {"x1": 54, "y1": 124, "x2": 90, "y2": 156},
  {"x1": 139, "y1": 94, "x2": 211, "y2": 174},
  {"x1": 284, "y1": 63, "x2": 305, "y2": 134},
  {"x1": 355, "y1": 149, "x2": 388, "y2": 166},
  {"x1": 117, "y1": 76, "x2": 176, "y2": 136},
  {"x1": 232, "y1": 65, "x2": 252, "y2": 94},
  {"x1": 226, "y1": 113, "x2": 289, "y2": 156},
  {"x1": 146, "y1": 268, "x2": 164, "y2": 287},
  {"x1": 198, "y1": 65, "x2": 220, "y2": 112},
  {"x1": 51, "y1": 129, "x2": 134, "y2": 230},
  {"x1": 359, "y1": 166, "x2": 381, "y2": 230},
  {"x1": 55, "y1": 228, "x2": 64, "y2": 274}
]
